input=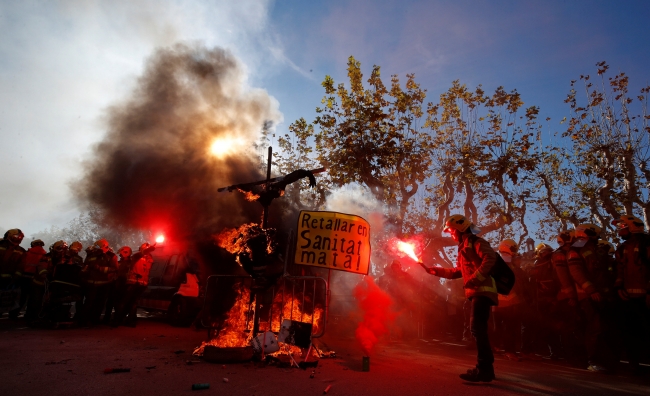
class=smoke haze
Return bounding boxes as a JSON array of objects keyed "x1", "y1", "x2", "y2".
[{"x1": 76, "y1": 43, "x2": 282, "y2": 242}]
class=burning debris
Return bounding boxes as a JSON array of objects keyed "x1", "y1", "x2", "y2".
[{"x1": 214, "y1": 223, "x2": 278, "y2": 279}]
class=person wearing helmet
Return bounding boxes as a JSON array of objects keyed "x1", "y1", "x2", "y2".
[
  {"x1": 24, "y1": 240, "x2": 71, "y2": 324},
  {"x1": 67, "y1": 242, "x2": 84, "y2": 266},
  {"x1": 0, "y1": 229, "x2": 26, "y2": 286},
  {"x1": 9, "y1": 240, "x2": 47, "y2": 319},
  {"x1": 567, "y1": 223, "x2": 613, "y2": 372},
  {"x1": 102, "y1": 246, "x2": 133, "y2": 325},
  {"x1": 113, "y1": 242, "x2": 156, "y2": 327},
  {"x1": 0, "y1": 229, "x2": 26, "y2": 319},
  {"x1": 612, "y1": 215, "x2": 650, "y2": 375},
  {"x1": 78, "y1": 238, "x2": 118, "y2": 326},
  {"x1": 525, "y1": 243, "x2": 561, "y2": 359},
  {"x1": 492, "y1": 239, "x2": 528, "y2": 361},
  {"x1": 550, "y1": 230, "x2": 583, "y2": 363},
  {"x1": 423, "y1": 214, "x2": 497, "y2": 382}
]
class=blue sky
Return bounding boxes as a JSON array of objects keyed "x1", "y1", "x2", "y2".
[{"x1": 1, "y1": 0, "x2": 649, "y2": 237}]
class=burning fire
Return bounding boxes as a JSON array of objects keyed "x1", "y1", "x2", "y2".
[
  {"x1": 395, "y1": 240, "x2": 420, "y2": 262},
  {"x1": 215, "y1": 223, "x2": 276, "y2": 258},
  {"x1": 236, "y1": 188, "x2": 261, "y2": 202},
  {"x1": 193, "y1": 284, "x2": 324, "y2": 357}
]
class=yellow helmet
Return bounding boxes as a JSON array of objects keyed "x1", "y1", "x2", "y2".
[
  {"x1": 612, "y1": 215, "x2": 645, "y2": 233},
  {"x1": 69, "y1": 241, "x2": 83, "y2": 253},
  {"x1": 557, "y1": 230, "x2": 575, "y2": 246},
  {"x1": 597, "y1": 239, "x2": 615, "y2": 255},
  {"x1": 5, "y1": 229, "x2": 24, "y2": 245},
  {"x1": 498, "y1": 239, "x2": 518, "y2": 255},
  {"x1": 444, "y1": 214, "x2": 471, "y2": 233},
  {"x1": 575, "y1": 223, "x2": 601, "y2": 240},
  {"x1": 535, "y1": 243, "x2": 553, "y2": 257}
]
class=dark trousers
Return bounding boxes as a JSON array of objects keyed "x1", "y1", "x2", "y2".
[
  {"x1": 579, "y1": 299, "x2": 604, "y2": 365},
  {"x1": 493, "y1": 304, "x2": 522, "y2": 354},
  {"x1": 522, "y1": 301, "x2": 560, "y2": 356},
  {"x1": 114, "y1": 283, "x2": 146, "y2": 325},
  {"x1": 620, "y1": 297, "x2": 649, "y2": 368},
  {"x1": 80, "y1": 283, "x2": 111, "y2": 325},
  {"x1": 9, "y1": 276, "x2": 32, "y2": 318},
  {"x1": 103, "y1": 279, "x2": 126, "y2": 323},
  {"x1": 470, "y1": 296, "x2": 494, "y2": 371},
  {"x1": 25, "y1": 284, "x2": 45, "y2": 323}
]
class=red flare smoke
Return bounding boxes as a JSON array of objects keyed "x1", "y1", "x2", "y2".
[{"x1": 353, "y1": 277, "x2": 396, "y2": 356}]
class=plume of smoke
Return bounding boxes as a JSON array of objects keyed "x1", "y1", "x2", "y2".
[
  {"x1": 353, "y1": 276, "x2": 396, "y2": 356},
  {"x1": 75, "y1": 43, "x2": 282, "y2": 243}
]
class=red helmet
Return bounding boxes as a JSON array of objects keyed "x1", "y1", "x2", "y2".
[{"x1": 5, "y1": 229, "x2": 24, "y2": 245}]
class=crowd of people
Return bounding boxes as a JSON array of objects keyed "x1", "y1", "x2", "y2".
[
  {"x1": 423, "y1": 214, "x2": 650, "y2": 382},
  {"x1": 0, "y1": 230, "x2": 155, "y2": 328}
]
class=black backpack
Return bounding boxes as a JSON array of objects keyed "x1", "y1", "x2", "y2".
[{"x1": 462, "y1": 235, "x2": 515, "y2": 296}]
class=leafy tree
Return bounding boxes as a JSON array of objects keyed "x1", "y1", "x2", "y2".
[{"x1": 311, "y1": 56, "x2": 434, "y2": 235}]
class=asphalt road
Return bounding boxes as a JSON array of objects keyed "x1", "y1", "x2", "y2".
[{"x1": 0, "y1": 316, "x2": 648, "y2": 396}]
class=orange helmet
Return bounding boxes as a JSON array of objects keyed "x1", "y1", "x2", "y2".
[
  {"x1": 498, "y1": 239, "x2": 518, "y2": 255},
  {"x1": 69, "y1": 241, "x2": 83, "y2": 253},
  {"x1": 31, "y1": 239, "x2": 45, "y2": 248},
  {"x1": 5, "y1": 229, "x2": 24, "y2": 245},
  {"x1": 575, "y1": 223, "x2": 601, "y2": 240},
  {"x1": 612, "y1": 215, "x2": 645, "y2": 234},
  {"x1": 444, "y1": 214, "x2": 471, "y2": 233},
  {"x1": 50, "y1": 240, "x2": 68, "y2": 254},
  {"x1": 94, "y1": 239, "x2": 110, "y2": 252}
]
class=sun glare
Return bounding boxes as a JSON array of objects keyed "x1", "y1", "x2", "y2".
[{"x1": 210, "y1": 137, "x2": 243, "y2": 157}]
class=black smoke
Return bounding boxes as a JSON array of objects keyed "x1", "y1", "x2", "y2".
[{"x1": 76, "y1": 43, "x2": 287, "y2": 254}]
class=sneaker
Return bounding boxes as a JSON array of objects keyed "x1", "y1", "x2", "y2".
[
  {"x1": 520, "y1": 352, "x2": 542, "y2": 361},
  {"x1": 587, "y1": 364, "x2": 608, "y2": 373},
  {"x1": 459, "y1": 368, "x2": 495, "y2": 382},
  {"x1": 504, "y1": 352, "x2": 521, "y2": 362}
]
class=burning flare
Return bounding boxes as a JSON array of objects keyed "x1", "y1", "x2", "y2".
[{"x1": 396, "y1": 240, "x2": 420, "y2": 262}]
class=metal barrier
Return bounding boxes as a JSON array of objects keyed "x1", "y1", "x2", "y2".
[{"x1": 200, "y1": 274, "x2": 328, "y2": 340}]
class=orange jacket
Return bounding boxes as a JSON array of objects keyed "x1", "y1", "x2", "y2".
[
  {"x1": 551, "y1": 247, "x2": 577, "y2": 301},
  {"x1": 127, "y1": 252, "x2": 153, "y2": 285},
  {"x1": 436, "y1": 234, "x2": 498, "y2": 305},
  {"x1": 0, "y1": 240, "x2": 26, "y2": 279},
  {"x1": 16, "y1": 246, "x2": 47, "y2": 277},
  {"x1": 615, "y1": 233, "x2": 650, "y2": 298}
]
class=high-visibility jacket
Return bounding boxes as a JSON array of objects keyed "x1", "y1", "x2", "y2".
[
  {"x1": 567, "y1": 242, "x2": 599, "y2": 300},
  {"x1": 551, "y1": 247, "x2": 577, "y2": 301},
  {"x1": 615, "y1": 233, "x2": 650, "y2": 298},
  {"x1": 83, "y1": 251, "x2": 118, "y2": 285},
  {"x1": 436, "y1": 234, "x2": 498, "y2": 305},
  {"x1": 33, "y1": 252, "x2": 71, "y2": 286},
  {"x1": 15, "y1": 246, "x2": 47, "y2": 278},
  {"x1": 127, "y1": 252, "x2": 153, "y2": 286},
  {"x1": 498, "y1": 257, "x2": 530, "y2": 308},
  {"x1": 0, "y1": 239, "x2": 26, "y2": 280}
]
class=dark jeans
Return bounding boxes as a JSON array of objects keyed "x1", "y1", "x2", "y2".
[{"x1": 470, "y1": 296, "x2": 495, "y2": 371}]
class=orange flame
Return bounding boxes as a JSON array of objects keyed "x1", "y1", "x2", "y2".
[
  {"x1": 237, "y1": 188, "x2": 260, "y2": 202},
  {"x1": 396, "y1": 241, "x2": 419, "y2": 262}
]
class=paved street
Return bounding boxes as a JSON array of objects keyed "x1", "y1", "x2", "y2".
[{"x1": 1, "y1": 317, "x2": 648, "y2": 396}]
